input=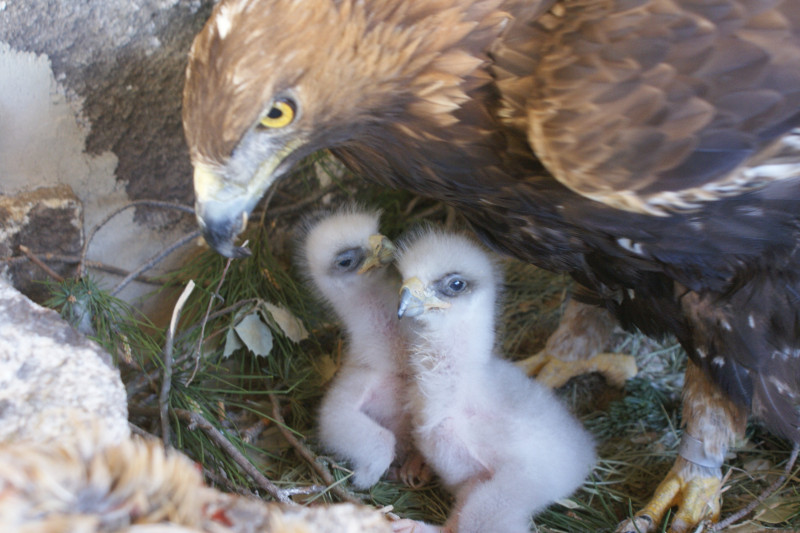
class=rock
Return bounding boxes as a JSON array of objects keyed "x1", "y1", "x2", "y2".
[
  {"x1": 0, "y1": 278, "x2": 129, "y2": 447},
  {"x1": 0, "y1": 0, "x2": 215, "y2": 211},
  {"x1": 0, "y1": 184, "x2": 83, "y2": 303},
  {"x1": 0, "y1": 2, "x2": 208, "y2": 306}
]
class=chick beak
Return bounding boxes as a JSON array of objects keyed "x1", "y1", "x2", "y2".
[
  {"x1": 357, "y1": 234, "x2": 396, "y2": 274},
  {"x1": 397, "y1": 277, "x2": 450, "y2": 319}
]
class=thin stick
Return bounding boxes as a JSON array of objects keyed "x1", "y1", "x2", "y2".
[
  {"x1": 183, "y1": 409, "x2": 292, "y2": 503},
  {"x1": 187, "y1": 251, "x2": 238, "y2": 386},
  {"x1": 129, "y1": 422, "x2": 159, "y2": 440},
  {"x1": 711, "y1": 443, "x2": 800, "y2": 531},
  {"x1": 269, "y1": 393, "x2": 362, "y2": 504},
  {"x1": 203, "y1": 467, "x2": 255, "y2": 496},
  {"x1": 160, "y1": 280, "x2": 196, "y2": 446},
  {"x1": 111, "y1": 230, "x2": 200, "y2": 296},
  {"x1": 85, "y1": 260, "x2": 163, "y2": 285},
  {"x1": 129, "y1": 405, "x2": 292, "y2": 503},
  {"x1": 1, "y1": 254, "x2": 163, "y2": 285},
  {"x1": 18, "y1": 245, "x2": 65, "y2": 282},
  {"x1": 79, "y1": 200, "x2": 194, "y2": 277}
]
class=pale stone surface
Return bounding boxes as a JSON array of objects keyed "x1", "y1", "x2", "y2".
[
  {"x1": 0, "y1": 1, "x2": 213, "y2": 305},
  {"x1": 0, "y1": 278, "x2": 129, "y2": 447}
]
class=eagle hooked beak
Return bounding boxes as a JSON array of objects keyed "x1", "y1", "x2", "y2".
[
  {"x1": 358, "y1": 234, "x2": 396, "y2": 274},
  {"x1": 397, "y1": 277, "x2": 451, "y2": 319},
  {"x1": 191, "y1": 131, "x2": 309, "y2": 258},
  {"x1": 192, "y1": 164, "x2": 254, "y2": 258}
]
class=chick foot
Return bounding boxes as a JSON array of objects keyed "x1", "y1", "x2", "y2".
[
  {"x1": 615, "y1": 457, "x2": 721, "y2": 533},
  {"x1": 397, "y1": 451, "x2": 432, "y2": 488}
]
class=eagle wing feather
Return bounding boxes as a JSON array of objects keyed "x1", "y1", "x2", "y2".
[{"x1": 495, "y1": 0, "x2": 800, "y2": 215}]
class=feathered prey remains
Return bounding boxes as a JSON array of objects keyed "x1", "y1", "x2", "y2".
[
  {"x1": 298, "y1": 206, "x2": 428, "y2": 489},
  {"x1": 183, "y1": 0, "x2": 800, "y2": 530},
  {"x1": 393, "y1": 228, "x2": 595, "y2": 533}
]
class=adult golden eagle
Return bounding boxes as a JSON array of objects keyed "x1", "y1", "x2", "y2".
[{"x1": 182, "y1": 1, "x2": 800, "y2": 531}]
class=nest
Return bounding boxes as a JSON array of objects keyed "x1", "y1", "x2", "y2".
[{"x1": 43, "y1": 152, "x2": 800, "y2": 532}]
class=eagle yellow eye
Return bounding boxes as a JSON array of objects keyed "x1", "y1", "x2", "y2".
[{"x1": 259, "y1": 99, "x2": 295, "y2": 129}]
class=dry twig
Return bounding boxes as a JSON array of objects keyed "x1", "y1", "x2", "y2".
[
  {"x1": 180, "y1": 408, "x2": 293, "y2": 504},
  {"x1": 18, "y1": 245, "x2": 65, "y2": 282},
  {"x1": 125, "y1": 298, "x2": 261, "y2": 398},
  {"x1": 111, "y1": 230, "x2": 201, "y2": 296},
  {"x1": 269, "y1": 393, "x2": 362, "y2": 504},
  {"x1": 711, "y1": 443, "x2": 800, "y2": 531},
  {"x1": 129, "y1": 405, "x2": 293, "y2": 504},
  {"x1": 79, "y1": 200, "x2": 194, "y2": 277},
  {"x1": 187, "y1": 251, "x2": 238, "y2": 386},
  {"x1": 161, "y1": 280, "x2": 196, "y2": 445},
  {"x1": 0, "y1": 253, "x2": 164, "y2": 285}
]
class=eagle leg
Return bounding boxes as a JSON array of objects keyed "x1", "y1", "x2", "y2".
[
  {"x1": 516, "y1": 299, "x2": 637, "y2": 388},
  {"x1": 616, "y1": 359, "x2": 747, "y2": 533}
]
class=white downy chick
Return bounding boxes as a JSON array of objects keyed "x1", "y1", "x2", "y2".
[
  {"x1": 393, "y1": 229, "x2": 596, "y2": 533},
  {"x1": 300, "y1": 206, "x2": 426, "y2": 489}
]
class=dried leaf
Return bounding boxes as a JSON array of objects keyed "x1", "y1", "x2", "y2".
[
  {"x1": 223, "y1": 327, "x2": 243, "y2": 358},
  {"x1": 234, "y1": 312, "x2": 274, "y2": 357},
  {"x1": 262, "y1": 302, "x2": 309, "y2": 342}
]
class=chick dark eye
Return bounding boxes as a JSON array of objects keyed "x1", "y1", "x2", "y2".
[
  {"x1": 332, "y1": 248, "x2": 364, "y2": 273},
  {"x1": 449, "y1": 279, "x2": 466, "y2": 292},
  {"x1": 438, "y1": 274, "x2": 468, "y2": 297}
]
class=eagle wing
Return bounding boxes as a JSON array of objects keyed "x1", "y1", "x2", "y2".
[{"x1": 494, "y1": 0, "x2": 800, "y2": 216}]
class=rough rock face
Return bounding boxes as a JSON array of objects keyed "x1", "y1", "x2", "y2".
[
  {"x1": 0, "y1": 0, "x2": 215, "y2": 209},
  {"x1": 0, "y1": 278, "x2": 129, "y2": 447},
  {"x1": 0, "y1": 2, "x2": 212, "y2": 305},
  {"x1": 0, "y1": 185, "x2": 83, "y2": 303}
]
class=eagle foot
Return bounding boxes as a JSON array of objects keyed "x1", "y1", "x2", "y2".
[
  {"x1": 615, "y1": 457, "x2": 721, "y2": 533},
  {"x1": 517, "y1": 351, "x2": 637, "y2": 388}
]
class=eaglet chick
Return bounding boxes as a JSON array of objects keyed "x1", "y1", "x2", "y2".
[
  {"x1": 394, "y1": 229, "x2": 596, "y2": 533},
  {"x1": 299, "y1": 206, "x2": 428, "y2": 489}
]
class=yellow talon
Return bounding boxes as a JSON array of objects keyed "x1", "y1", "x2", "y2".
[
  {"x1": 517, "y1": 352, "x2": 637, "y2": 388},
  {"x1": 617, "y1": 457, "x2": 722, "y2": 533}
]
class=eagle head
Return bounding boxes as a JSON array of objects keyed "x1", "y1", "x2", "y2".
[{"x1": 182, "y1": 0, "x2": 504, "y2": 257}]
